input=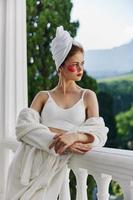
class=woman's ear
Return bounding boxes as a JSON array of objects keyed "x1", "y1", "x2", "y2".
[
  {"x1": 57, "y1": 69, "x2": 60, "y2": 74},
  {"x1": 58, "y1": 66, "x2": 63, "y2": 73},
  {"x1": 56, "y1": 68, "x2": 61, "y2": 75}
]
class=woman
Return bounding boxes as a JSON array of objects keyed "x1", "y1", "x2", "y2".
[
  {"x1": 31, "y1": 26, "x2": 99, "y2": 155},
  {"x1": 5, "y1": 26, "x2": 108, "y2": 200}
]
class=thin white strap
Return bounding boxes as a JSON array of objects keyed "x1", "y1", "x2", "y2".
[
  {"x1": 47, "y1": 91, "x2": 54, "y2": 101},
  {"x1": 82, "y1": 89, "x2": 87, "y2": 100},
  {"x1": 48, "y1": 90, "x2": 87, "y2": 100},
  {"x1": 47, "y1": 91, "x2": 51, "y2": 97}
]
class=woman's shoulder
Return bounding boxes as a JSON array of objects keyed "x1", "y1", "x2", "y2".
[
  {"x1": 30, "y1": 90, "x2": 49, "y2": 113},
  {"x1": 83, "y1": 89, "x2": 99, "y2": 118},
  {"x1": 84, "y1": 88, "x2": 97, "y2": 96},
  {"x1": 79, "y1": 87, "x2": 96, "y2": 96},
  {"x1": 83, "y1": 88, "x2": 98, "y2": 104},
  {"x1": 39, "y1": 90, "x2": 49, "y2": 96},
  {"x1": 33, "y1": 90, "x2": 49, "y2": 100}
]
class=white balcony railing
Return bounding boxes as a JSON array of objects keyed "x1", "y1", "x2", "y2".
[{"x1": 1, "y1": 137, "x2": 133, "y2": 200}]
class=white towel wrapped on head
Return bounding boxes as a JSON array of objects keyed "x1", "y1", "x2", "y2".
[{"x1": 51, "y1": 26, "x2": 83, "y2": 71}]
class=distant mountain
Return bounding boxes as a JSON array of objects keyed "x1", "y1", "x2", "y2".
[{"x1": 84, "y1": 39, "x2": 133, "y2": 79}]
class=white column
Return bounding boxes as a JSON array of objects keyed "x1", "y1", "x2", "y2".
[
  {"x1": 0, "y1": 0, "x2": 27, "y2": 198},
  {"x1": 116, "y1": 180, "x2": 133, "y2": 200},
  {"x1": 4, "y1": 0, "x2": 28, "y2": 136},
  {"x1": 59, "y1": 168, "x2": 71, "y2": 200},
  {"x1": 0, "y1": 1, "x2": 6, "y2": 198},
  {"x1": 94, "y1": 173, "x2": 112, "y2": 200},
  {"x1": 74, "y1": 168, "x2": 88, "y2": 200}
]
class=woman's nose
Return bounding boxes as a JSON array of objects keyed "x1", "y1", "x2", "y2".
[{"x1": 77, "y1": 64, "x2": 83, "y2": 71}]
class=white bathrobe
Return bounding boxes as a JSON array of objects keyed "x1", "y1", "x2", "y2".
[{"x1": 4, "y1": 107, "x2": 109, "y2": 200}]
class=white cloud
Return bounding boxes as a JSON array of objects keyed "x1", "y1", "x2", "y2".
[
  {"x1": 71, "y1": 0, "x2": 133, "y2": 50},
  {"x1": 123, "y1": 26, "x2": 133, "y2": 40},
  {"x1": 113, "y1": 26, "x2": 133, "y2": 47}
]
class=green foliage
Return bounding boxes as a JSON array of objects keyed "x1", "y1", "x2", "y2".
[
  {"x1": 99, "y1": 80, "x2": 133, "y2": 115},
  {"x1": 115, "y1": 106, "x2": 133, "y2": 149},
  {"x1": 69, "y1": 170, "x2": 76, "y2": 200},
  {"x1": 26, "y1": 0, "x2": 98, "y2": 106},
  {"x1": 87, "y1": 175, "x2": 97, "y2": 199},
  {"x1": 26, "y1": 0, "x2": 79, "y2": 105},
  {"x1": 97, "y1": 90, "x2": 117, "y2": 148},
  {"x1": 110, "y1": 180, "x2": 123, "y2": 198},
  {"x1": 98, "y1": 77, "x2": 133, "y2": 149},
  {"x1": 115, "y1": 106, "x2": 133, "y2": 136}
]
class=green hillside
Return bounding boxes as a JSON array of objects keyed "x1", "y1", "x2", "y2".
[
  {"x1": 98, "y1": 71, "x2": 133, "y2": 115},
  {"x1": 98, "y1": 72, "x2": 133, "y2": 83}
]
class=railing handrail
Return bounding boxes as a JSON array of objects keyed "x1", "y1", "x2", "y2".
[
  {"x1": 1, "y1": 137, "x2": 133, "y2": 171},
  {"x1": 1, "y1": 137, "x2": 133, "y2": 199}
]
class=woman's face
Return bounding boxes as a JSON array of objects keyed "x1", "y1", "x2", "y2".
[{"x1": 60, "y1": 51, "x2": 84, "y2": 81}]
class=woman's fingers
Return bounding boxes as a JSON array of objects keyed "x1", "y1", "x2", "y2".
[
  {"x1": 71, "y1": 143, "x2": 92, "y2": 150},
  {"x1": 49, "y1": 137, "x2": 67, "y2": 154},
  {"x1": 53, "y1": 133, "x2": 63, "y2": 139},
  {"x1": 77, "y1": 145, "x2": 92, "y2": 151},
  {"x1": 69, "y1": 142, "x2": 92, "y2": 154},
  {"x1": 57, "y1": 144, "x2": 70, "y2": 155},
  {"x1": 71, "y1": 147, "x2": 90, "y2": 152},
  {"x1": 70, "y1": 147, "x2": 86, "y2": 154},
  {"x1": 54, "y1": 141, "x2": 66, "y2": 153},
  {"x1": 49, "y1": 133, "x2": 63, "y2": 149},
  {"x1": 49, "y1": 138, "x2": 59, "y2": 149}
]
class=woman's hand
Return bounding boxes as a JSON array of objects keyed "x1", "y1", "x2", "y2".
[
  {"x1": 48, "y1": 127, "x2": 67, "y2": 134},
  {"x1": 49, "y1": 132, "x2": 79, "y2": 154},
  {"x1": 48, "y1": 128, "x2": 93, "y2": 155},
  {"x1": 69, "y1": 142, "x2": 92, "y2": 154}
]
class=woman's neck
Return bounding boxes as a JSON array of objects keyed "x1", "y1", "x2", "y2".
[{"x1": 55, "y1": 81, "x2": 80, "y2": 94}]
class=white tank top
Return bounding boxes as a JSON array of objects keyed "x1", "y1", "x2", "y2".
[{"x1": 40, "y1": 89, "x2": 87, "y2": 131}]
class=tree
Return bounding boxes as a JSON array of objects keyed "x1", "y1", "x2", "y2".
[
  {"x1": 115, "y1": 106, "x2": 133, "y2": 149},
  {"x1": 27, "y1": 0, "x2": 79, "y2": 105},
  {"x1": 98, "y1": 80, "x2": 133, "y2": 115},
  {"x1": 26, "y1": 1, "x2": 99, "y2": 199},
  {"x1": 97, "y1": 91, "x2": 117, "y2": 148}
]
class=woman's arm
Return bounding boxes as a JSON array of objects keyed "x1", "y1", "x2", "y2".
[
  {"x1": 30, "y1": 91, "x2": 45, "y2": 114},
  {"x1": 76, "y1": 90, "x2": 99, "y2": 143},
  {"x1": 48, "y1": 127, "x2": 67, "y2": 134}
]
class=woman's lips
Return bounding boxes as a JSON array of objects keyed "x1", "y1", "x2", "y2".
[{"x1": 77, "y1": 73, "x2": 82, "y2": 76}]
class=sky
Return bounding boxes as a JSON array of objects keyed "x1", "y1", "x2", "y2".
[{"x1": 71, "y1": 0, "x2": 133, "y2": 50}]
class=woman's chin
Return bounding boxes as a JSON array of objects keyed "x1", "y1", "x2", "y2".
[
  {"x1": 69, "y1": 75, "x2": 82, "y2": 81},
  {"x1": 75, "y1": 76, "x2": 82, "y2": 81}
]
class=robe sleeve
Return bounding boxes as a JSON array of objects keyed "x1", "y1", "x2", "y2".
[
  {"x1": 77, "y1": 117, "x2": 109, "y2": 147},
  {"x1": 15, "y1": 107, "x2": 57, "y2": 155}
]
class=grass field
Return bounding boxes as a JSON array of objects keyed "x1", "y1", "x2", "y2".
[{"x1": 98, "y1": 72, "x2": 133, "y2": 83}]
